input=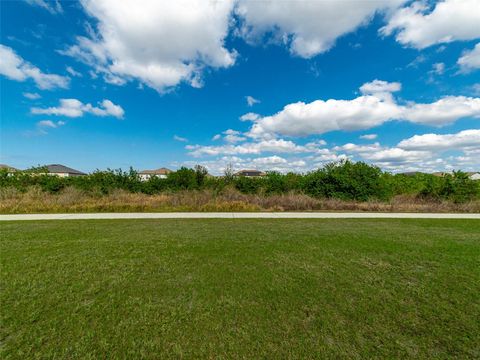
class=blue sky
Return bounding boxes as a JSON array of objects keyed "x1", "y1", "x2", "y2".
[{"x1": 1, "y1": 0, "x2": 479, "y2": 174}]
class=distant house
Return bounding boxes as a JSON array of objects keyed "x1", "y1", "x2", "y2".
[
  {"x1": 398, "y1": 171, "x2": 424, "y2": 177},
  {"x1": 0, "y1": 164, "x2": 18, "y2": 174},
  {"x1": 44, "y1": 164, "x2": 86, "y2": 177},
  {"x1": 432, "y1": 171, "x2": 480, "y2": 180},
  {"x1": 234, "y1": 169, "x2": 266, "y2": 177},
  {"x1": 467, "y1": 172, "x2": 480, "y2": 181},
  {"x1": 139, "y1": 167, "x2": 172, "y2": 181}
]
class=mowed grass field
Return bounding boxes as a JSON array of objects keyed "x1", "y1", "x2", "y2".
[{"x1": 1, "y1": 219, "x2": 479, "y2": 359}]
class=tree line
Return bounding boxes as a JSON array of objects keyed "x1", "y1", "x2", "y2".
[{"x1": 1, "y1": 161, "x2": 478, "y2": 203}]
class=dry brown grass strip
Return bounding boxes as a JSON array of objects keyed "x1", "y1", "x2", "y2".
[{"x1": 1, "y1": 186, "x2": 479, "y2": 213}]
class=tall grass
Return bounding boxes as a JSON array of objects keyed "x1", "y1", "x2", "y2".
[{"x1": 1, "y1": 186, "x2": 479, "y2": 213}]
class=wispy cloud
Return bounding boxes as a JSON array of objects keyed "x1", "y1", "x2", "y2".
[
  {"x1": 25, "y1": 0, "x2": 63, "y2": 14},
  {"x1": 360, "y1": 134, "x2": 378, "y2": 140},
  {"x1": 173, "y1": 135, "x2": 188, "y2": 142},
  {"x1": 66, "y1": 66, "x2": 82, "y2": 77},
  {"x1": 245, "y1": 95, "x2": 260, "y2": 107},
  {"x1": 23, "y1": 92, "x2": 41, "y2": 100}
]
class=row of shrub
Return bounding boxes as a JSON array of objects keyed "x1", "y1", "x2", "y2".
[{"x1": 1, "y1": 161, "x2": 479, "y2": 203}]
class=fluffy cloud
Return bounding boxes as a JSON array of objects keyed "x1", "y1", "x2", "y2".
[
  {"x1": 212, "y1": 129, "x2": 247, "y2": 144},
  {"x1": 333, "y1": 142, "x2": 382, "y2": 154},
  {"x1": 183, "y1": 128, "x2": 480, "y2": 174},
  {"x1": 381, "y1": 0, "x2": 480, "y2": 48},
  {"x1": 330, "y1": 140, "x2": 435, "y2": 169},
  {"x1": 31, "y1": 99, "x2": 124, "y2": 118},
  {"x1": 186, "y1": 138, "x2": 319, "y2": 157},
  {"x1": 240, "y1": 112, "x2": 260, "y2": 121},
  {"x1": 248, "y1": 96, "x2": 399, "y2": 137},
  {"x1": 359, "y1": 79, "x2": 401, "y2": 94},
  {"x1": 331, "y1": 129, "x2": 480, "y2": 170},
  {"x1": 66, "y1": 0, "x2": 480, "y2": 90},
  {"x1": 365, "y1": 148, "x2": 428, "y2": 164},
  {"x1": 398, "y1": 129, "x2": 480, "y2": 151},
  {"x1": 236, "y1": 0, "x2": 406, "y2": 58},
  {"x1": 458, "y1": 43, "x2": 480, "y2": 73},
  {"x1": 404, "y1": 96, "x2": 480, "y2": 126},
  {"x1": 62, "y1": 0, "x2": 236, "y2": 92},
  {"x1": 0, "y1": 44, "x2": 69, "y2": 90},
  {"x1": 247, "y1": 81, "x2": 480, "y2": 137},
  {"x1": 181, "y1": 155, "x2": 309, "y2": 175}
]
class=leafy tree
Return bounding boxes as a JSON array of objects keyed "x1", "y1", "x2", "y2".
[
  {"x1": 223, "y1": 162, "x2": 234, "y2": 184},
  {"x1": 194, "y1": 165, "x2": 208, "y2": 187}
]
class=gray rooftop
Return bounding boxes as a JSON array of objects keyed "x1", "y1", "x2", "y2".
[
  {"x1": 45, "y1": 164, "x2": 86, "y2": 175},
  {"x1": 139, "y1": 167, "x2": 172, "y2": 175}
]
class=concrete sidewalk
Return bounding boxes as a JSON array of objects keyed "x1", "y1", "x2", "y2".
[{"x1": 1, "y1": 212, "x2": 479, "y2": 221}]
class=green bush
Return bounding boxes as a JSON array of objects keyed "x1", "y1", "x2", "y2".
[
  {"x1": 263, "y1": 172, "x2": 302, "y2": 194},
  {"x1": 302, "y1": 160, "x2": 390, "y2": 201},
  {"x1": 234, "y1": 176, "x2": 263, "y2": 194},
  {"x1": 440, "y1": 171, "x2": 479, "y2": 203},
  {"x1": 167, "y1": 167, "x2": 197, "y2": 190}
]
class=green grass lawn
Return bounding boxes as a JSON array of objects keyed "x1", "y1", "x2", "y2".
[{"x1": 1, "y1": 219, "x2": 479, "y2": 359}]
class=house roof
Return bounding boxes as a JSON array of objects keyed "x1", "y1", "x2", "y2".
[
  {"x1": 45, "y1": 164, "x2": 86, "y2": 175},
  {"x1": 139, "y1": 167, "x2": 172, "y2": 175},
  {"x1": 0, "y1": 164, "x2": 18, "y2": 172},
  {"x1": 234, "y1": 169, "x2": 266, "y2": 176}
]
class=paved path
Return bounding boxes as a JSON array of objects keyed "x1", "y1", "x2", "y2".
[{"x1": 1, "y1": 212, "x2": 479, "y2": 221}]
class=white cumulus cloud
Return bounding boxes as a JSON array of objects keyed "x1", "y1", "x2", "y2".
[
  {"x1": 246, "y1": 81, "x2": 480, "y2": 137},
  {"x1": 240, "y1": 112, "x2": 260, "y2": 121},
  {"x1": 62, "y1": 0, "x2": 236, "y2": 92},
  {"x1": 359, "y1": 79, "x2": 401, "y2": 94},
  {"x1": 31, "y1": 98, "x2": 124, "y2": 118},
  {"x1": 404, "y1": 96, "x2": 480, "y2": 126},
  {"x1": 398, "y1": 129, "x2": 480, "y2": 151},
  {"x1": 458, "y1": 43, "x2": 480, "y2": 73},
  {"x1": 381, "y1": 0, "x2": 480, "y2": 48},
  {"x1": 182, "y1": 129, "x2": 480, "y2": 174},
  {"x1": 236, "y1": 0, "x2": 406, "y2": 58},
  {"x1": 186, "y1": 138, "x2": 316, "y2": 157},
  {"x1": 248, "y1": 95, "x2": 401, "y2": 137},
  {"x1": 0, "y1": 44, "x2": 69, "y2": 90}
]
